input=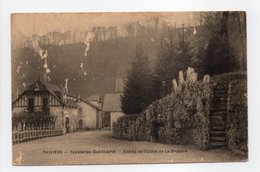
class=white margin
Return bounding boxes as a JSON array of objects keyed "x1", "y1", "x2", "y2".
[{"x1": 1, "y1": 0, "x2": 260, "y2": 172}]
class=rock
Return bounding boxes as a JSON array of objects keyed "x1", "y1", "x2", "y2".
[
  {"x1": 172, "y1": 79, "x2": 179, "y2": 93},
  {"x1": 178, "y1": 70, "x2": 185, "y2": 85},
  {"x1": 186, "y1": 67, "x2": 198, "y2": 82},
  {"x1": 203, "y1": 75, "x2": 210, "y2": 84}
]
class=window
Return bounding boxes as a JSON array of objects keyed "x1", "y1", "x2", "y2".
[
  {"x1": 42, "y1": 97, "x2": 48, "y2": 111},
  {"x1": 28, "y1": 98, "x2": 34, "y2": 112}
]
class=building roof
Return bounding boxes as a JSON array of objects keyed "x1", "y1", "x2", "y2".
[
  {"x1": 26, "y1": 78, "x2": 62, "y2": 98},
  {"x1": 13, "y1": 78, "x2": 77, "y2": 108},
  {"x1": 27, "y1": 78, "x2": 62, "y2": 91},
  {"x1": 102, "y1": 93, "x2": 123, "y2": 112},
  {"x1": 80, "y1": 99, "x2": 102, "y2": 110},
  {"x1": 86, "y1": 95, "x2": 101, "y2": 102}
]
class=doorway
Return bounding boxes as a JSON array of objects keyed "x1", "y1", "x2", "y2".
[
  {"x1": 78, "y1": 119, "x2": 83, "y2": 130},
  {"x1": 102, "y1": 112, "x2": 111, "y2": 129},
  {"x1": 65, "y1": 117, "x2": 70, "y2": 133}
]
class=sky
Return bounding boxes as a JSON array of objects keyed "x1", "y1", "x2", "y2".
[{"x1": 12, "y1": 12, "x2": 198, "y2": 37}]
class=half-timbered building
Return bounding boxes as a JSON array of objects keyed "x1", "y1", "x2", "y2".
[{"x1": 12, "y1": 78, "x2": 78, "y2": 133}]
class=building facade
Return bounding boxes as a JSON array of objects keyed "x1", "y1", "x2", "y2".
[
  {"x1": 12, "y1": 79, "x2": 78, "y2": 133},
  {"x1": 12, "y1": 78, "x2": 126, "y2": 132},
  {"x1": 77, "y1": 100, "x2": 102, "y2": 130},
  {"x1": 102, "y1": 93, "x2": 124, "y2": 130}
]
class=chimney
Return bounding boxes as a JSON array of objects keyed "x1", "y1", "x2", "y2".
[{"x1": 115, "y1": 79, "x2": 124, "y2": 93}]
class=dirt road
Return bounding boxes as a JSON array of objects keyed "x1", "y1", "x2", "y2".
[{"x1": 13, "y1": 130, "x2": 247, "y2": 165}]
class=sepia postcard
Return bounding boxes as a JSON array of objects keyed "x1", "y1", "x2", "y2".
[{"x1": 11, "y1": 12, "x2": 247, "y2": 165}]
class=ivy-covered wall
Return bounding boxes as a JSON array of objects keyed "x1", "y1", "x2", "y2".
[
  {"x1": 227, "y1": 79, "x2": 247, "y2": 152},
  {"x1": 113, "y1": 71, "x2": 247, "y2": 151},
  {"x1": 113, "y1": 80, "x2": 213, "y2": 150},
  {"x1": 212, "y1": 71, "x2": 247, "y2": 152}
]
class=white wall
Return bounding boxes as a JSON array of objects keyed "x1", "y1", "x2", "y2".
[
  {"x1": 79, "y1": 101, "x2": 98, "y2": 129},
  {"x1": 12, "y1": 107, "x2": 25, "y2": 114},
  {"x1": 49, "y1": 106, "x2": 63, "y2": 129},
  {"x1": 63, "y1": 107, "x2": 79, "y2": 132}
]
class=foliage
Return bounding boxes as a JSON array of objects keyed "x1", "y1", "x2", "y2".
[
  {"x1": 12, "y1": 110, "x2": 56, "y2": 130},
  {"x1": 175, "y1": 28, "x2": 194, "y2": 71},
  {"x1": 154, "y1": 28, "x2": 194, "y2": 97},
  {"x1": 114, "y1": 80, "x2": 213, "y2": 149},
  {"x1": 154, "y1": 35, "x2": 178, "y2": 93},
  {"x1": 121, "y1": 44, "x2": 156, "y2": 114},
  {"x1": 211, "y1": 70, "x2": 247, "y2": 82},
  {"x1": 201, "y1": 35, "x2": 237, "y2": 75},
  {"x1": 226, "y1": 80, "x2": 247, "y2": 152},
  {"x1": 196, "y1": 12, "x2": 241, "y2": 77}
]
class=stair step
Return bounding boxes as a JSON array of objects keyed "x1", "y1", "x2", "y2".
[
  {"x1": 209, "y1": 116, "x2": 225, "y2": 122},
  {"x1": 214, "y1": 85, "x2": 228, "y2": 88},
  {"x1": 210, "y1": 125, "x2": 226, "y2": 131},
  {"x1": 210, "y1": 112, "x2": 226, "y2": 116},
  {"x1": 210, "y1": 115, "x2": 225, "y2": 118},
  {"x1": 210, "y1": 121, "x2": 226, "y2": 126},
  {"x1": 211, "y1": 111, "x2": 226, "y2": 115},
  {"x1": 211, "y1": 108, "x2": 227, "y2": 112},
  {"x1": 212, "y1": 100, "x2": 228, "y2": 103},
  {"x1": 209, "y1": 142, "x2": 226, "y2": 148},
  {"x1": 213, "y1": 96, "x2": 228, "y2": 99},
  {"x1": 211, "y1": 106, "x2": 227, "y2": 109},
  {"x1": 214, "y1": 91, "x2": 228, "y2": 94},
  {"x1": 213, "y1": 89, "x2": 228, "y2": 94},
  {"x1": 211, "y1": 102, "x2": 227, "y2": 105},
  {"x1": 210, "y1": 119, "x2": 225, "y2": 123},
  {"x1": 209, "y1": 131, "x2": 226, "y2": 136},
  {"x1": 210, "y1": 136, "x2": 226, "y2": 142}
]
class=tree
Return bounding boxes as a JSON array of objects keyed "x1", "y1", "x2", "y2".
[
  {"x1": 121, "y1": 43, "x2": 154, "y2": 115},
  {"x1": 196, "y1": 12, "x2": 240, "y2": 76},
  {"x1": 154, "y1": 26, "x2": 194, "y2": 98},
  {"x1": 154, "y1": 37, "x2": 174, "y2": 95},
  {"x1": 176, "y1": 24, "x2": 194, "y2": 71}
]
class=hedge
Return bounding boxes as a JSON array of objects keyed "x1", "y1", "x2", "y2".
[{"x1": 113, "y1": 80, "x2": 213, "y2": 149}]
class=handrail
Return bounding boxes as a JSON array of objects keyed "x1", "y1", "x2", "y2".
[{"x1": 12, "y1": 129, "x2": 63, "y2": 144}]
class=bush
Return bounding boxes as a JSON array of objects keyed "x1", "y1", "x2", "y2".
[
  {"x1": 227, "y1": 79, "x2": 247, "y2": 152},
  {"x1": 113, "y1": 71, "x2": 247, "y2": 152},
  {"x1": 12, "y1": 111, "x2": 56, "y2": 130},
  {"x1": 113, "y1": 80, "x2": 213, "y2": 149}
]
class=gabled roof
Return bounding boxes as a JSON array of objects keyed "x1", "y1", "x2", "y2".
[
  {"x1": 12, "y1": 79, "x2": 78, "y2": 108},
  {"x1": 86, "y1": 95, "x2": 101, "y2": 102},
  {"x1": 102, "y1": 93, "x2": 122, "y2": 112},
  {"x1": 26, "y1": 78, "x2": 62, "y2": 95},
  {"x1": 80, "y1": 99, "x2": 102, "y2": 110}
]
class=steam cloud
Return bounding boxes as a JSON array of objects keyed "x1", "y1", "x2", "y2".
[
  {"x1": 65, "y1": 78, "x2": 69, "y2": 91},
  {"x1": 84, "y1": 32, "x2": 95, "y2": 57},
  {"x1": 31, "y1": 38, "x2": 51, "y2": 80},
  {"x1": 193, "y1": 27, "x2": 197, "y2": 35}
]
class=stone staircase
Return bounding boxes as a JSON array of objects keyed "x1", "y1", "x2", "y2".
[{"x1": 209, "y1": 82, "x2": 228, "y2": 149}]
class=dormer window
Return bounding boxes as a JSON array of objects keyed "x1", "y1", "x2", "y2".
[{"x1": 34, "y1": 82, "x2": 40, "y2": 91}]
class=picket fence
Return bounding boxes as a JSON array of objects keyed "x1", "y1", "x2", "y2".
[{"x1": 12, "y1": 129, "x2": 63, "y2": 144}]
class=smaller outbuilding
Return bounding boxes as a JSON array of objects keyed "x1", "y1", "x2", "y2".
[
  {"x1": 77, "y1": 99, "x2": 102, "y2": 130},
  {"x1": 102, "y1": 93, "x2": 124, "y2": 130}
]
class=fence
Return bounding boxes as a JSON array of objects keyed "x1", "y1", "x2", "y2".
[{"x1": 12, "y1": 128, "x2": 63, "y2": 144}]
